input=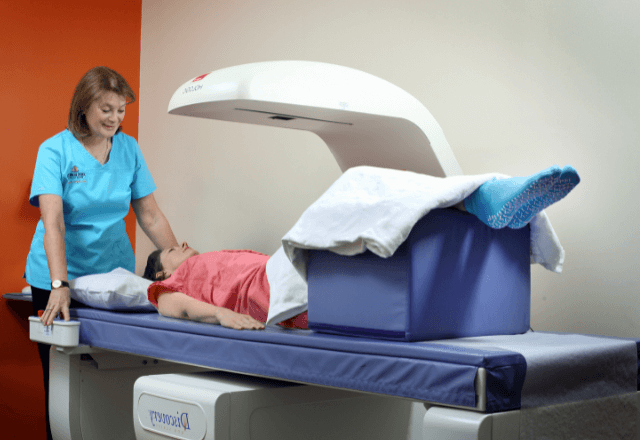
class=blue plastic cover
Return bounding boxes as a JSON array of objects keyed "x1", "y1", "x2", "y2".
[
  {"x1": 308, "y1": 209, "x2": 531, "y2": 341},
  {"x1": 71, "y1": 308, "x2": 526, "y2": 412}
]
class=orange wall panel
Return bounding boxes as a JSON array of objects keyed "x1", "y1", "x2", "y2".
[{"x1": 0, "y1": 1, "x2": 142, "y2": 438}]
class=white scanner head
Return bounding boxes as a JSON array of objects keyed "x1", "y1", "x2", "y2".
[{"x1": 168, "y1": 61, "x2": 461, "y2": 177}]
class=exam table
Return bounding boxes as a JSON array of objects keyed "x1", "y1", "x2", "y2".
[
  {"x1": 34, "y1": 308, "x2": 640, "y2": 439},
  {"x1": 31, "y1": 61, "x2": 640, "y2": 439}
]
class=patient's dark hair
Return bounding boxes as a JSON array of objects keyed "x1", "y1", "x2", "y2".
[{"x1": 143, "y1": 249, "x2": 164, "y2": 281}]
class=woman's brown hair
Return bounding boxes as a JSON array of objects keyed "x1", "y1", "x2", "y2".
[
  {"x1": 143, "y1": 249, "x2": 164, "y2": 281},
  {"x1": 68, "y1": 66, "x2": 136, "y2": 139}
]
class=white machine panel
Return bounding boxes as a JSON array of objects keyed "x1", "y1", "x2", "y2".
[
  {"x1": 133, "y1": 371, "x2": 416, "y2": 440},
  {"x1": 168, "y1": 61, "x2": 462, "y2": 177},
  {"x1": 137, "y1": 392, "x2": 209, "y2": 440},
  {"x1": 134, "y1": 372, "x2": 289, "y2": 440}
]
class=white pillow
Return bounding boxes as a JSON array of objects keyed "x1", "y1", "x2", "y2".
[{"x1": 69, "y1": 268, "x2": 156, "y2": 311}]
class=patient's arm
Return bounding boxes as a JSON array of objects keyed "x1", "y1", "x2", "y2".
[{"x1": 157, "y1": 291, "x2": 265, "y2": 330}]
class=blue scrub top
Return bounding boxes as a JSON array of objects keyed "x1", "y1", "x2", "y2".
[{"x1": 25, "y1": 129, "x2": 157, "y2": 290}]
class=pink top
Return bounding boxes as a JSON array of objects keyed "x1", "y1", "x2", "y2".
[{"x1": 148, "y1": 250, "x2": 307, "y2": 328}]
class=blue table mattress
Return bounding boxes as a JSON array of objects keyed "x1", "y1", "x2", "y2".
[
  {"x1": 71, "y1": 309, "x2": 640, "y2": 413},
  {"x1": 72, "y1": 308, "x2": 529, "y2": 412}
]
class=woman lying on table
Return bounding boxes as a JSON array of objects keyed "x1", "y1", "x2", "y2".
[{"x1": 143, "y1": 165, "x2": 580, "y2": 331}]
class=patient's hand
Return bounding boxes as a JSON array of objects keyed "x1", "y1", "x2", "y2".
[{"x1": 216, "y1": 308, "x2": 265, "y2": 330}]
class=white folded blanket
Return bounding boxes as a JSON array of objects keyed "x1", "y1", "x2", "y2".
[{"x1": 266, "y1": 166, "x2": 565, "y2": 325}]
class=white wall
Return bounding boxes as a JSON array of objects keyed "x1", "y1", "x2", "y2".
[{"x1": 138, "y1": 0, "x2": 640, "y2": 340}]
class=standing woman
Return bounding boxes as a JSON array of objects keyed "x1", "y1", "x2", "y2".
[{"x1": 25, "y1": 66, "x2": 178, "y2": 439}]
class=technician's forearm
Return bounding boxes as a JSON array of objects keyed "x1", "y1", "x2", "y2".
[
  {"x1": 139, "y1": 211, "x2": 178, "y2": 250},
  {"x1": 43, "y1": 223, "x2": 69, "y2": 283}
]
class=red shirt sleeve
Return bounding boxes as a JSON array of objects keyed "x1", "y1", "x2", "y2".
[{"x1": 147, "y1": 258, "x2": 191, "y2": 307}]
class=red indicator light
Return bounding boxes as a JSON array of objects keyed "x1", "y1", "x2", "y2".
[{"x1": 192, "y1": 74, "x2": 209, "y2": 82}]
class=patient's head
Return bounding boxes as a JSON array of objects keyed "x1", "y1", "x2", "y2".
[{"x1": 143, "y1": 242, "x2": 199, "y2": 281}]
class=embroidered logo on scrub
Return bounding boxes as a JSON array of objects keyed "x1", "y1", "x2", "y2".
[{"x1": 67, "y1": 166, "x2": 86, "y2": 183}]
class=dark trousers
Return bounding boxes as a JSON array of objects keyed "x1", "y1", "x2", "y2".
[{"x1": 31, "y1": 287, "x2": 85, "y2": 440}]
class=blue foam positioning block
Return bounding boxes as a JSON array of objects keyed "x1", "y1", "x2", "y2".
[{"x1": 307, "y1": 208, "x2": 531, "y2": 341}]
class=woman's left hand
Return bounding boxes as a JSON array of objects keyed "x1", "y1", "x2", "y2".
[{"x1": 40, "y1": 287, "x2": 71, "y2": 326}]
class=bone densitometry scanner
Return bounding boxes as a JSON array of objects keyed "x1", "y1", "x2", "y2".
[{"x1": 167, "y1": 60, "x2": 462, "y2": 178}]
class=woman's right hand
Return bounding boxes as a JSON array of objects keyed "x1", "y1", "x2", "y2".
[
  {"x1": 40, "y1": 287, "x2": 71, "y2": 326},
  {"x1": 216, "y1": 308, "x2": 265, "y2": 330}
]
